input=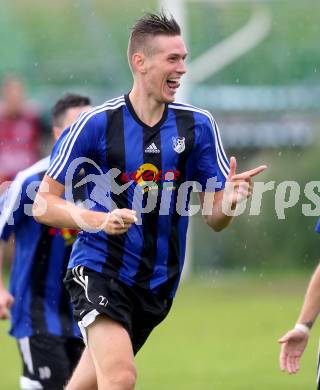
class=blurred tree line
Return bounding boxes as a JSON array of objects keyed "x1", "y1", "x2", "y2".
[{"x1": 1, "y1": 1, "x2": 319, "y2": 90}]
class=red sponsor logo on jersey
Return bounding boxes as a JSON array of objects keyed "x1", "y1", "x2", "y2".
[{"x1": 120, "y1": 163, "x2": 180, "y2": 185}]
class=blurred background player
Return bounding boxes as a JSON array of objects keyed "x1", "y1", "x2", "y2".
[
  {"x1": 0, "y1": 75, "x2": 43, "y2": 184},
  {"x1": 0, "y1": 94, "x2": 91, "y2": 390},
  {"x1": 279, "y1": 264, "x2": 320, "y2": 389}
]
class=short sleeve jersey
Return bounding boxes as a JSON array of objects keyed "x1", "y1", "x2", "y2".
[{"x1": 47, "y1": 95, "x2": 230, "y2": 297}]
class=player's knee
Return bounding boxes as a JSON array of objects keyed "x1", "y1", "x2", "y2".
[{"x1": 106, "y1": 362, "x2": 137, "y2": 390}]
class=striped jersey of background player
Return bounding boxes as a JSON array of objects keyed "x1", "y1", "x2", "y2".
[
  {"x1": 34, "y1": 12, "x2": 267, "y2": 390},
  {"x1": 0, "y1": 94, "x2": 91, "y2": 390}
]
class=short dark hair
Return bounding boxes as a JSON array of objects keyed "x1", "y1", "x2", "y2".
[
  {"x1": 52, "y1": 94, "x2": 91, "y2": 127},
  {"x1": 128, "y1": 12, "x2": 181, "y2": 68}
]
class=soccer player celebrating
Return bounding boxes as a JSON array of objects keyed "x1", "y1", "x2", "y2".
[
  {"x1": 0, "y1": 94, "x2": 91, "y2": 390},
  {"x1": 34, "y1": 13, "x2": 267, "y2": 390}
]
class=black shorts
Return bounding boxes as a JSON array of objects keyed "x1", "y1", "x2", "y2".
[
  {"x1": 17, "y1": 335, "x2": 83, "y2": 390},
  {"x1": 64, "y1": 265, "x2": 172, "y2": 355}
]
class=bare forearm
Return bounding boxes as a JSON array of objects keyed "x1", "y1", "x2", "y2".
[
  {"x1": 201, "y1": 191, "x2": 233, "y2": 232},
  {"x1": 34, "y1": 175, "x2": 137, "y2": 235},
  {"x1": 33, "y1": 193, "x2": 106, "y2": 231},
  {"x1": 297, "y1": 265, "x2": 320, "y2": 329},
  {"x1": 205, "y1": 205, "x2": 233, "y2": 232}
]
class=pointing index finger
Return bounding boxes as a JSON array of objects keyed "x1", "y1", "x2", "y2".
[
  {"x1": 231, "y1": 165, "x2": 267, "y2": 180},
  {"x1": 228, "y1": 156, "x2": 237, "y2": 177}
]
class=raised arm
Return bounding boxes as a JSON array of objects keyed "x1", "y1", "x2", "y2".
[
  {"x1": 278, "y1": 264, "x2": 320, "y2": 374},
  {"x1": 199, "y1": 156, "x2": 267, "y2": 232}
]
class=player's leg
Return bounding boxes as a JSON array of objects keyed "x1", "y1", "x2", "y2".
[
  {"x1": 66, "y1": 316, "x2": 136, "y2": 390},
  {"x1": 65, "y1": 347, "x2": 97, "y2": 390},
  {"x1": 63, "y1": 267, "x2": 136, "y2": 389},
  {"x1": 17, "y1": 335, "x2": 72, "y2": 390},
  {"x1": 87, "y1": 315, "x2": 136, "y2": 390}
]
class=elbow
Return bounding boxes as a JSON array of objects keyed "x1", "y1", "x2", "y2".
[
  {"x1": 211, "y1": 224, "x2": 225, "y2": 233},
  {"x1": 209, "y1": 222, "x2": 226, "y2": 233},
  {"x1": 204, "y1": 215, "x2": 230, "y2": 232},
  {"x1": 32, "y1": 195, "x2": 47, "y2": 224},
  {"x1": 33, "y1": 214, "x2": 42, "y2": 224},
  {"x1": 32, "y1": 203, "x2": 43, "y2": 223}
]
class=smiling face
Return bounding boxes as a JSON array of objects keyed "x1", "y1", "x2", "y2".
[{"x1": 132, "y1": 34, "x2": 188, "y2": 104}]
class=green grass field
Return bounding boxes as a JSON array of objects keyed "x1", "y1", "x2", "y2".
[{"x1": 0, "y1": 273, "x2": 318, "y2": 389}]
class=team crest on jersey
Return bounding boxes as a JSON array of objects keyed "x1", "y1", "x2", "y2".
[{"x1": 172, "y1": 136, "x2": 185, "y2": 154}]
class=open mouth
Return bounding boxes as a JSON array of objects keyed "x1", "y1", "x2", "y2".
[{"x1": 166, "y1": 79, "x2": 180, "y2": 90}]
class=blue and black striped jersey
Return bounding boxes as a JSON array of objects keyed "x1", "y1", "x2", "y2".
[
  {"x1": 0, "y1": 157, "x2": 80, "y2": 338},
  {"x1": 47, "y1": 94, "x2": 230, "y2": 298}
]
